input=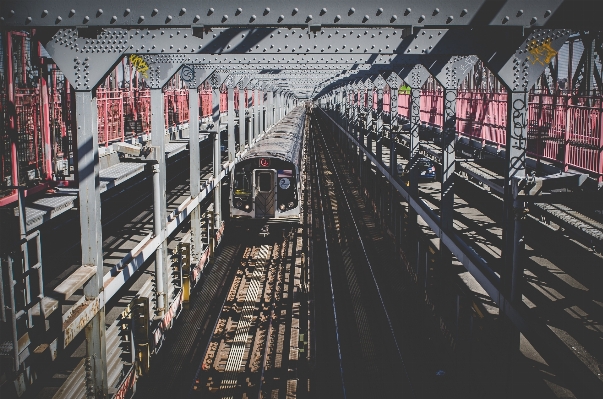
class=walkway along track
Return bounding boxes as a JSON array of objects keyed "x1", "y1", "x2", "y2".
[{"x1": 309, "y1": 108, "x2": 458, "y2": 399}]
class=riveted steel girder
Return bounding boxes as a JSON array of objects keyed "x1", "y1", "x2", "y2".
[{"x1": 1, "y1": 1, "x2": 598, "y2": 28}]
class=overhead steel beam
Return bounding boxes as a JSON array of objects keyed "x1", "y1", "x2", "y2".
[{"x1": 1, "y1": 1, "x2": 595, "y2": 28}]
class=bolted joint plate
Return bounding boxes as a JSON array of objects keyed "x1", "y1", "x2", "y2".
[
  {"x1": 224, "y1": 74, "x2": 241, "y2": 89},
  {"x1": 486, "y1": 29, "x2": 572, "y2": 91},
  {"x1": 424, "y1": 55, "x2": 478, "y2": 89},
  {"x1": 180, "y1": 65, "x2": 215, "y2": 88},
  {"x1": 372, "y1": 74, "x2": 387, "y2": 90},
  {"x1": 397, "y1": 64, "x2": 431, "y2": 89},
  {"x1": 42, "y1": 29, "x2": 129, "y2": 91},
  {"x1": 385, "y1": 71, "x2": 404, "y2": 90}
]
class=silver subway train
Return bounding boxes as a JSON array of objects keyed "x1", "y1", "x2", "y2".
[{"x1": 229, "y1": 105, "x2": 307, "y2": 223}]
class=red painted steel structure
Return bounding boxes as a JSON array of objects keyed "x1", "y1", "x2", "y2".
[{"x1": 388, "y1": 90, "x2": 603, "y2": 181}]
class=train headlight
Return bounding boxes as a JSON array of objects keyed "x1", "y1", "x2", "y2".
[
  {"x1": 288, "y1": 201, "x2": 295, "y2": 209},
  {"x1": 279, "y1": 204, "x2": 286, "y2": 211},
  {"x1": 244, "y1": 204, "x2": 251, "y2": 210}
]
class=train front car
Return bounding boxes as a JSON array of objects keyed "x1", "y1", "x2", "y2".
[{"x1": 230, "y1": 106, "x2": 306, "y2": 225}]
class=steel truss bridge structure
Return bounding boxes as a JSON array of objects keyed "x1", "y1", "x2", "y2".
[{"x1": 1, "y1": 1, "x2": 602, "y2": 398}]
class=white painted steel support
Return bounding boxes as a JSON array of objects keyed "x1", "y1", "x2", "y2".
[
  {"x1": 189, "y1": 86, "x2": 201, "y2": 263},
  {"x1": 260, "y1": 91, "x2": 265, "y2": 134},
  {"x1": 150, "y1": 88, "x2": 168, "y2": 317},
  {"x1": 227, "y1": 87, "x2": 236, "y2": 162},
  {"x1": 441, "y1": 87, "x2": 458, "y2": 233},
  {"x1": 238, "y1": 87, "x2": 246, "y2": 151},
  {"x1": 254, "y1": 89, "x2": 259, "y2": 142},
  {"x1": 365, "y1": 90, "x2": 373, "y2": 154},
  {"x1": 408, "y1": 87, "x2": 421, "y2": 198},
  {"x1": 212, "y1": 88, "x2": 222, "y2": 229},
  {"x1": 389, "y1": 86, "x2": 398, "y2": 176},
  {"x1": 75, "y1": 90, "x2": 108, "y2": 399},
  {"x1": 376, "y1": 88, "x2": 383, "y2": 162},
  {"x1": 267, "y1": 90, "x2": 274, "y2": 128}
]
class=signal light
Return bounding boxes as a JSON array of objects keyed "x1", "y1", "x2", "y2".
[{"x1": 259, "y1": 158, "x2": 270, "y2": 167}]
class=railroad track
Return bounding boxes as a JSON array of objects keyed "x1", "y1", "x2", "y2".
[
  {"x1": 191, "y1": 225, "x2": 302, "y2": 398},
  {"x1": 309, "y1": 112, "x2": 418, "y2": 399}
]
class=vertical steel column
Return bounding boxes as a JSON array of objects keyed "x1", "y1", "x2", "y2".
[
  {"x1": 75, "y1": 91, "x2": 108, "y2": 398},
  {"x1": 390, "y1": 86, "x2": 399, "y2": 176},
  {"x1": 260, "y1": 90, "x2": 265, "y2": 134},
  {"x1": 150, "y1": 88, "x2": 168, "y2": 317},
  {"x1": 343, "y1": 90, "x2": 348, "y2": 133},
  {"x1": 407, "y1": 86, "x2": 422, "y2": 268},
  {"x1": 349, "y1": 91, "x2": 354, "y2": 156},
  {"x1": 436, "y1": 85, "x2": 458, "y2": 273},
  {"x1": 583, "y1": 34, "x2": 595, "y2": 104},
  {"x1": 267, "y1": 90, "x2": 274, "y2": 128},
  {"x1": 212, "y1": 87, "x2": 222, "y2": 229},
  {"x1": 254, "y1": 89, "x2": 260, "y2": 142},
  {"x1": 376, "y1": 87, "x2": 384, "y2": 162},
  {"x1": 503, "y1": 91, "x2": 528, "y2": 312},
  {"x1": 441, "y1": 88, "x2": 457, "y2": 235},
  {"x1": 366, "y1": 90, "x2": 373, "y2": 154},
  {"x1": 239, "y1": 86, "x2": 246, "y2": 151},
  {"x1": 248, "y1": 88, "x2": 253, "y2": 143},
  {"x1": 500, "y1": 90, "x2": 529, "y2": 396},
  {"x1": 408, "y1": 87, "x2": 421, "y2": 196},
  {"x1": 352, "y1": 90, "x2": 358, "y2": 140},
  {"x1": 189, "y1": 86, "x2": 201, "y2": 263},
  {"x1": 227, "y1": 87, "x2": 235, "y2": 162},
  {"x1": 275, "y1": 90, "x2": 279, "y2": 124}
]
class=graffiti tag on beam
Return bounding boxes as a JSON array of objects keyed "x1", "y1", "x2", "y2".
[
  {"x1": 129, "y1": 54, "x2": 150, "y2": 78},
  {"x1": 527, "y1": 39, "x2": 557, "y2": 66}
]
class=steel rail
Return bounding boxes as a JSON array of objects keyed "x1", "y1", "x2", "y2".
[
  {"x1": 311, "y1": 117, "x2": 347, "y2": 399},
  {"x1": 315, "y1": 112, "x2": 416, "y2": 398}
]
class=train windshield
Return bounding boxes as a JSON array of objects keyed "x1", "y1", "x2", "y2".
[
  {"x1": 234, "y1": 171, "x2": 251, "y2": 196},
  {"x1": 258, "y1": 173, "x2": 272, "y2": 192}
]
